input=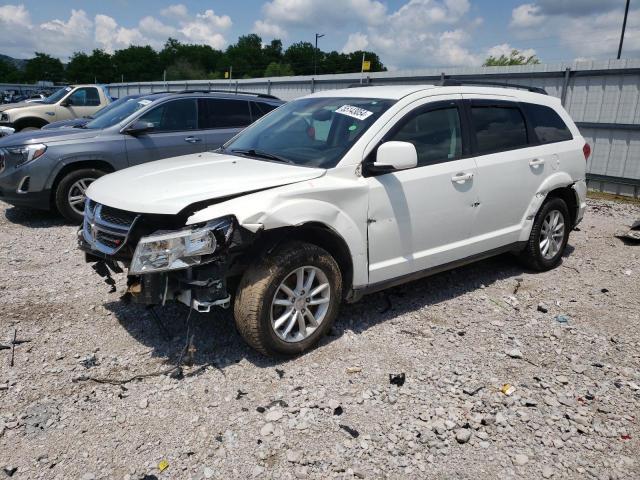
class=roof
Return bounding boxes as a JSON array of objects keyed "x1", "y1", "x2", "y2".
[{"x1": 308, "y1": 84, "x2": 554, "y2": 102}]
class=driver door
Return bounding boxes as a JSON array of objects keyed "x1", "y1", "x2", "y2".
[
  {"x1": 56, "y1": 87, "x2": 101, "y2": 120},
  {"x1": 366, "y1": 98, "x2": 480, "y2": 284}
]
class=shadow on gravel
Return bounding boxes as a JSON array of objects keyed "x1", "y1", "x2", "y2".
[
  {"x1": 4, "y1": 205, "x2": 70, "y2": 228},
  {"x1": 103, "y1": 242, "x2": 577, "y2": 372}
]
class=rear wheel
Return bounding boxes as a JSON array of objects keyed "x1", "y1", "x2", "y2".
[
  {"x1": 54, "y1": 168, "x2": 106, "y2": 223},
  {"x1": 519, "y1": 197, "x2": 570, "y2": 271},
  {"x1": 234, "y1": 241, "x2": 342, "y2": 356}
]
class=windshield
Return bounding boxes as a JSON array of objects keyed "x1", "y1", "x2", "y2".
[
  {"x1": 42, "y1": 86, "x2": 72, "y2": 105},
  {"x1": 85, "y1": 97, "x2": 151, "y2": 129},
  {"x1": 89, "y1": 95, "x2": 139, "y2": 120},
  {"x1": 224, "y1": 97, "x2": 395, "y2": 168}
]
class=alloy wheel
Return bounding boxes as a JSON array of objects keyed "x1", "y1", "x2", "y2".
[
  {"x1": 539, "y1": 209, "x2": 565, "y2": 260},
  {"x1": 270, "y1": 266, "x2": 331, "y2": 343}
]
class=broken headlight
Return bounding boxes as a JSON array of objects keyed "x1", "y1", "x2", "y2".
[{"x1": 129, "y1": 217, "x2": 233, "y2": 275}]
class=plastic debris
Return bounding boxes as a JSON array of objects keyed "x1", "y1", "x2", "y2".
[
  {"x1": 346, "y1": 366, "x2": 362, "y2": 374},
  {"x1": 555, "y1": 314, "x2": 570, "y2": 324},
  {"x1": 501, "y1": 384, "x2": 516, "y2": 396},
  {"x1": 389, "y1": 373, "x2": 406, "y2": 387},
  {"x1": 158, "y1": 459, "x2": 169, "y2": 472},
  {"x1": 333, "y1": 406, "x2": 343, "y2": 416},
  {"x1": 339, "y1": 424, "x2": 360, "y2": 438}
]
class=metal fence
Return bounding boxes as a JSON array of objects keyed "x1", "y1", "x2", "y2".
[
  {"x1": 106, "y1": 59, "x2": 640, "y2": 198},
  {"x1": 9, "y1": 60, "x2": 640, "y2": 196}
]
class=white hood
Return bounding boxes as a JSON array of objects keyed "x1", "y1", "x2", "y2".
[{"x1": 86, "y1": 152, "x2": 326, "y2": 214}]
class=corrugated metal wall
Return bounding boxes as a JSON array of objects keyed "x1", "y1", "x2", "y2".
[{"x1": 10, "y1": 59, "x2": 623, "y2": 197}]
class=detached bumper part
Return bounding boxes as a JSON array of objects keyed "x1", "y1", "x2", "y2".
[{"x1": 126, "y1": 263, "x2": 231, "y2": 311}]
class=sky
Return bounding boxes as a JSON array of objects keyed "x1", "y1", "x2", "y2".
[{"x1": 0, "y1": 0, "x2": 638, "y2": 70}]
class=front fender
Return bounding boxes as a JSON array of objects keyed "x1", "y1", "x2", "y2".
[
  {"x1": 187, "y1": 187, "x2": 369, "y2": 287},
  {"x1": 518, "y1": 172, "x2": 576, "y2": 242}
]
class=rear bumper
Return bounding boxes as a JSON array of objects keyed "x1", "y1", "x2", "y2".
[{"x1": 572, "y1": 179, "x2": 587, "y2": 227}]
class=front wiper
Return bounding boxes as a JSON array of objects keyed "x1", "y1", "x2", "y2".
[{"x1": 230, "y1": 148, "x2": 294, "y2": 164}]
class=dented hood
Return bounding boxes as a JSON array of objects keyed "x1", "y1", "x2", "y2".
[{"x1": 86, "y1": 152, "x2": 326, "y2": 215}]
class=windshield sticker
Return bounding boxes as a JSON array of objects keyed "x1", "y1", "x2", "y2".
[
  {"x1": 138, "y1": 99, "x2": 152, "y2": 106},
  {"x1": 335, "y1": 105, "x2": 373, "y2": 121},
  {"x1": 64, "y1": 87, "x2": 72, "y2": 92}
]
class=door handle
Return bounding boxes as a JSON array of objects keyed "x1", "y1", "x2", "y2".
[
  {"x1": 529, "y1": 158, "x2": 545, "y2": 166},
  {"x1": 451, "y1": 172, "x2": 474, "y2": 183},
  {"x1": 184, "y1": 136, "x2": 202, "y2": 143}
]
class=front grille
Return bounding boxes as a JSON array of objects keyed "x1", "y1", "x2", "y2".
[{"x1": 82, "y1": 200, "x2": 140, "y2": 255}]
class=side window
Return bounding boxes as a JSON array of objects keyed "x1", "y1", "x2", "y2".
[
  {"x1": 471, "y1": 105, "x2": 528, "y2": 154},
  {"x1": 68, "y1": 88, "x2": 100, "y2": 107},
  {"x1": 250, "y1": 101, "x2": 278, "y2": 121},
  {"x1": 388, "y1": 107, "x2": 462, "y2": 167},
  {"x1": 138, "y1": 99, "x2": 197, "y2": 132},
  {"x1": 521, "y1": 103, "x2": 573, "y2": 144},
  {"x1": 199, "y1": 99, "x2": 251, "y2": 128}
]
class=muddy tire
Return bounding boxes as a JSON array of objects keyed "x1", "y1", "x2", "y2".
[
  {"x1": 519, "y1": 197, "x2": 571, "y2": 271},
  {"x1": 55, "y1": 168, "x2": 106, "y2": 224},
  {"x1": 234, "y1": 241, "x2": 342, "y2": 356}
]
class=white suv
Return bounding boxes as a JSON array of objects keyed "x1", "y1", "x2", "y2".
[{"x1": 79, "y1": 84, "x2": 588, "y2": 356}]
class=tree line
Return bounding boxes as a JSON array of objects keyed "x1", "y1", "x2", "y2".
[{"x1": 0, "y1": 34, "x2": 386, "y2": 84}]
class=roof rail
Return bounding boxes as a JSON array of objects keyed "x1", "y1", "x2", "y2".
[
  {"x1": 440, "y1": 78, "x2": 547, "y2": 95},
  {"x1": 172, "y1": 89, "x2": 279, "y2": 100}
]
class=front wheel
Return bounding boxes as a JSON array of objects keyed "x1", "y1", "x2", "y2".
[
  {"x1": 519, "y1": 197, "x2": 571, "y2": 271},
  {"x1": 234, "y1": 241, "x2": 342, "y2": 356},
  {"x1": 54, "y1": 168, "x2": 106, "y2": 223}
]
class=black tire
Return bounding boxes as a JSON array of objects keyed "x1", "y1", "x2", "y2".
[
  {"x1": 234, "y1": 241, "x2": 342, "y2": 356},
  {"x1": 519, "y1": 197, "x2": 571, "y2": 271},
  {"x1": 54, "y1": 168, "x2": 106, "y2": 224}
]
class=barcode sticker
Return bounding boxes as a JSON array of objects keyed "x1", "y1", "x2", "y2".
[{"x1": 335, "y1": 105, "x2": 373, "y2": 121}]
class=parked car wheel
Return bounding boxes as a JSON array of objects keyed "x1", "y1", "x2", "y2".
[
  {"x1": 55, "y1": 168, "x2": 107, "y2": 223},
  {"x1": 519, "y1": 197, "x2": 571, "y2": 271},
  {"x1": 234, "y1": 241, "x2": 342, "y2": 356}
]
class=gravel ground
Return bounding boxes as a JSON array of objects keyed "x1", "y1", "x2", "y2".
[{"x1": 1, "y1": 198, "x2": 639, "y2": 480}]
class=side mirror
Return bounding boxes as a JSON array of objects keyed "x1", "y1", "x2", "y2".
[
  {"x1": 60, "y1": 98, "x2": 71, "y2": 107},
  {"x1": 125, "y1": 121, "x2": 155, "y2": 136},
  {"x1": 368, "y1": 141, "x2": 417, "y2": 174}
]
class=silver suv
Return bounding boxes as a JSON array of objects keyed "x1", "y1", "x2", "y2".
[{"x1": 0, "y1": 91, "x2": 282, "y2": 222}]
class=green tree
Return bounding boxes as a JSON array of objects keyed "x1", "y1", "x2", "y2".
[
  {"x1": 113, "y1": 45, "x2": 161, "y2": 82},
  {"x1": 283, "y1": 42, "x2": 316, "y2": 75},
  {"x1": 0, "y1": 58, "x2": 22, "y2": 82},
  {"x1": 165, "y1": 59, "x2": 207, "y2": 80},
  {"x1": 24, "y1": 52, "x2": 64, "y2": 83},
  {"x1": 66, "y1": 52, "x2": 91, "y2": 83},
  {"x1": 225, "y1": 34, "x2": 265, "y2": 78},
  {"x1": 483, "y1": 49, "x2": 540, "y2": 66},
  {"x1": 263, "y1": 62, "x2": 294, "y2": 77}
]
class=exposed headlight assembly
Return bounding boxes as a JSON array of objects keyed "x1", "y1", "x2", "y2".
[
  {"x1": 129, "y1": 217, "x2": 234, "y2": 274},
  {"x1": 6, "y1": 143, "x2": 47, "y2": 167}
]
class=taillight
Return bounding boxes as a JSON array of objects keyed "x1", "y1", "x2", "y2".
[{"x1": 583, "y1": 143, "x2": 591, "y2": 161}]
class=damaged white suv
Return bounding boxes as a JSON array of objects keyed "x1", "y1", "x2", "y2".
[{"x1": 79, "y1": 84, "x2": 588, "y2": 356}]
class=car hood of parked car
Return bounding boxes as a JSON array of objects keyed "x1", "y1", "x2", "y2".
[
  {"x1": 0, "y1": 102, "x2": 27, "y2": 113},
  {"x1": 0, "y1": 127, "x2": 100, "y2": 146},
  {"x1": 86, "y1": 152, "x2": 326, "y2": 215}
]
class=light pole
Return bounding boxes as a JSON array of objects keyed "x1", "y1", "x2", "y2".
[
  {"x1": 617, "y1": 0, "x2": 631, "y2": 59},
  {"x1": 314, "y1": 33, "x2": 325, "y2": 76}
]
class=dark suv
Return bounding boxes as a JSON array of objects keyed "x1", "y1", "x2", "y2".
[{"x1": 0, "y1": 91, "x2": 282, "y2": 222}]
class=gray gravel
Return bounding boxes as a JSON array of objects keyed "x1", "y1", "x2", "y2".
[{"x1": 1, "y1": 198, "x2": 639, "y2": 479}]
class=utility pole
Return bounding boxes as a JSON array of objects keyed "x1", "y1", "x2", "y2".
[
  {"x1": 314, "y1": 33, "x2": 325, "y2": 76},
  {"x1": 360, "y1": 52, "x2": 365, "y2": 84},
  {"x1": 617, "y1": 0, "x2": 631, "y2": 59}
]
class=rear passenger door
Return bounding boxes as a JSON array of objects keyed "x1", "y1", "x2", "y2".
[
  {"x1": 125, "y1": 98, "x2": 208, "y2": 166},
  {"x1": 463, "y1": 97, "x2": 553, "y2": 250},
  {"x1": 198, "y1": 98, "x2": 252, "y2": 150}
]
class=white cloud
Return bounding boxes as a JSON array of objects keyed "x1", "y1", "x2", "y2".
[
  {"x1": 139, "y1": 16, "x2": 177, "y2": 39},
  {"x1": 486, "y1": 43, "x2": 537, "y2": 59},
  {"x1": 510, "y1": 4, "x2": 545, "y2": 28},
  {"x1": 261, "y1": 0, "x2": 388, "y2": 29},
  {"x1": 253, "y1": 20, "x2": 288, "y2": 39},
  {"x1": 341, "y1": 32, "x2": 369, "y2": 53},
  {"x1": 161, "y1": 4, "x2": 189, "y2": 19},
  {"x1": 178, "y1": 10, "x2": 231, "y2": 49},
  {"x1": 0, "y1": 4, "x2": 30, "y2": 27}
]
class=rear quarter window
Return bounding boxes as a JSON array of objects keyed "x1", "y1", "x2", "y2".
[{"x1": 521, "y1": 103, "x2": 573, "y2": 144}]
